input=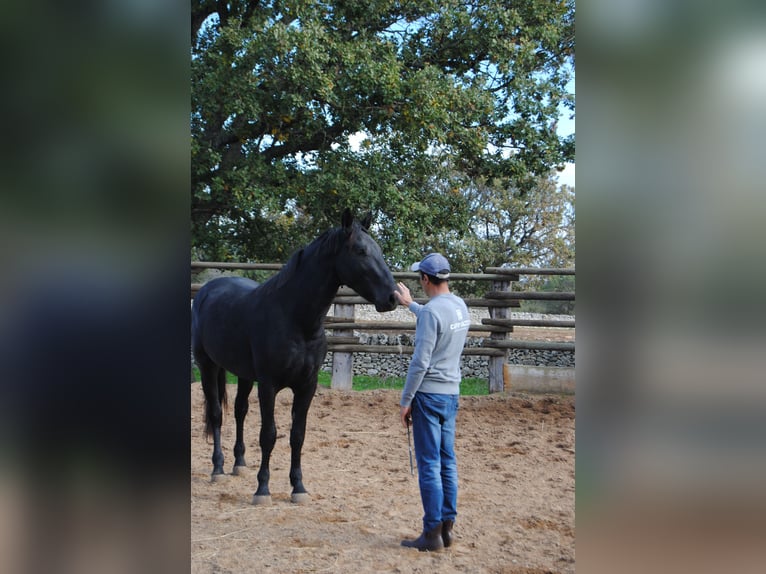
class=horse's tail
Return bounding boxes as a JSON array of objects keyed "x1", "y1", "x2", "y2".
[
  {"x1": 203, "y1": 368, "x2": 228, "y2": 439},
  {"x1": 218, "y1": 367, "x2": 228, "y2": 412}
]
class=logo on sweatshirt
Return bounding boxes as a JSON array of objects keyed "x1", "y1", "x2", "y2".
[{"x1": 450, "y1": 307, "x2": 471, "y2": 331}]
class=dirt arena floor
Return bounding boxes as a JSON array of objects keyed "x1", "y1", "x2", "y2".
[{"x1": 191, "y1": 383, "x2": 575, "y2": 573}]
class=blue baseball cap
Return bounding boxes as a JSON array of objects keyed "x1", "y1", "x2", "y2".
[{"x1": 410, "y1": 253, "x2": 451, "y2": 279}]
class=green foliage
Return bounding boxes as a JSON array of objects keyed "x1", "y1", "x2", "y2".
[
  {"x1": 459, "y1": 177, "x2": 575, "y2": 271},
  {"x1": 519, "y1": 274, "x2": 576, "y2": 315},
  {"x1": 192, "y1": 0, "x2": 575, "y2": 267}
]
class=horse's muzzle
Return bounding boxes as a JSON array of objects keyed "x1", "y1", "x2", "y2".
[{"x1": 375, "y1": 292, "x2": 398, "y2": 312}]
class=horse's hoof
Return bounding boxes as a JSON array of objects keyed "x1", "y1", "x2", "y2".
[
  {"x1": 251, "y1": 494, "x2": 272, "y2": 506},
  {"x1": 291, "y1": 492, "x2": 311, "y2": 504},
  {"x1": 210, "y1": 472, "x2": 229, "y2": 483},
  {"x1": 232, "y1": 465, "x2": 249, "y2": 476}
]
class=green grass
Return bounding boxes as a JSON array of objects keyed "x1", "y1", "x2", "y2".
[{"x1": 192, "y1": 366, "x2": 489, "y2": 396}]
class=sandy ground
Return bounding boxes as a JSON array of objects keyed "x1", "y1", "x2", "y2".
[{"x1": 191, "y1": 383, "x2": 575, "y2": 573}]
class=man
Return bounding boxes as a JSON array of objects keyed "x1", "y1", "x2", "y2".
[{"x1": 395, "y1": 253, "x2": 470, "y2": 552}]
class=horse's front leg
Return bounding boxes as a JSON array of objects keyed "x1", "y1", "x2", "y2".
[
  {"x1": 289, "y1": 384, "x2": 316, "y2": 504},
  {"x1": 232, "y1": 378, "x2": 254, "y2": 474},
  {"x1": 252, "y1": 383, "x2": 276, "y2": 505}
]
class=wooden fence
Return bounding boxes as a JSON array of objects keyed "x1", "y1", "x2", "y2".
[{"x1": 191, "y1": 263, "x2": 575, "y2": 393}]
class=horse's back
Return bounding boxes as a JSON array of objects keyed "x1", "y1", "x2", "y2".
[
  {"x1": 195, "y1": 275, "x2": 259, "y2": 299},
  {"x1": 193, "y1": 276, "x2": 259, "y2": 313},
  {"x1": 192, "y1": 276, "x2": 261, "y2": 372}
]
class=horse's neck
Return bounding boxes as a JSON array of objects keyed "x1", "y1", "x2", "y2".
[{"x1": 282, "y1": 245, "x2": 340, "y2": 334}]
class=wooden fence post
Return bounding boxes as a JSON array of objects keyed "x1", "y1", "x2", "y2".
[
  {"x1": 487, "y1": 278, "x2": 512, "y2": 393},
  {"x1": 331, "y1": 303, "x2": 355, "y2": 390}
]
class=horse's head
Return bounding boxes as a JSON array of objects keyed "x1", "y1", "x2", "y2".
[{"x1": 336, "y1": 209, "x2": 397, "y2": 312}]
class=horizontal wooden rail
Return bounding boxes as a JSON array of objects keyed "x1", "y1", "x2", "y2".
[
  {"x1": 326, "y1": 344, "x2": 507, "y2": 357},
  {"x1": 508, "y1": 318, "x2": 575, "y2": 328},
  {"x1": 485, "y1": 267, "x2": 575, "y2": 276},
  {"x1": 326, "y1": 321, "x2": 511, "y2": 333},
  {"x1": 328, "y1": 321, "x2": 418, "y2": 330},
  {"x1": 481, "y1": 318, "x2": 575, "y2": 328},
  {"x1": 326, "y1": 336, "x2": 361, "y2": 344},
  {"x1": 458, "y1": 298, "x2": 520, "y2": 308},
  {"x1": 482, "y1": 340, "x2": 575, "y2": 352},
  {"x1": 331, "y1": 295, "x2": 410, "y2": 305},
  {"x1": 191, "y1": 262, "x2": 283, "y2": 270},
  {"x1": 485, "y1": 290, "x2": 576, "y2": 301},
  {"x1": 332, "y1": 295, "x2": 520, "y2": 307},
  {"x1": 391, "y1": 271, "x2": 514, "y2": 282}
]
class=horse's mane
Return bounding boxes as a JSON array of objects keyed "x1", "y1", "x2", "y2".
[{"x1": 257, "y1": 226, "x2": 348, "y2": 296}]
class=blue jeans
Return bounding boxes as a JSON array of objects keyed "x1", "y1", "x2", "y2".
[{"x1": 411, "y1": 392, "x2": 459, "y2": 531}]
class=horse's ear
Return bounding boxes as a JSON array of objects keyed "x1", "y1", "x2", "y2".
[
  {"x1": 361, "y1": 212, "x2": 372, "y2": 231},
  {"x1": 341, "y1": 208, "x2": 353, "y2": 233}
]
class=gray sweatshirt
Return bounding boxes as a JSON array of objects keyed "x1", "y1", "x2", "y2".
[{"x1": 400, "y1": 293, "x2": 470, "y2": 407}]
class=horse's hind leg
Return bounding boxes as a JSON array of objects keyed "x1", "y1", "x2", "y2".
[
  {"x1": 252, "y1": 382, "x2": 277, "y2": 505},
  {"x1": 199, "y1": 362, "x2": 226, "y2": 476},
  {"x1": 288, "y1": 384, "x2": 316, "y2": 504},
  {"x1": 232, "y1": 378, "x2": 254, "y2": 473}
]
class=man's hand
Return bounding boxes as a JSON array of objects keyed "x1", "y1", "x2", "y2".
[
  {"x1": 400, "y1": 405, "x2": 412, "y2": 428},
  {"x1": 394, "y1": 282, "x2": 413, "y2": 307}
]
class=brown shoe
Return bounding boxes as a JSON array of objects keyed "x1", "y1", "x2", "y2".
[
  {"x1": 442, "y1": 519, "x2": 454, "y2": 547},
  {"x1": 401, "y1": 523, "x2": 444, "y2": 552}
]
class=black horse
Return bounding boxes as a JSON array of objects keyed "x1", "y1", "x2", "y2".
[{"x1": 192, "y1": 209, "x2": 397, "y2": 504}]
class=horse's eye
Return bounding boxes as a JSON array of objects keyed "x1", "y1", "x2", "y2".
[{"x1": 354, "y1": 246, "x2": 366, "y2": 255}]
